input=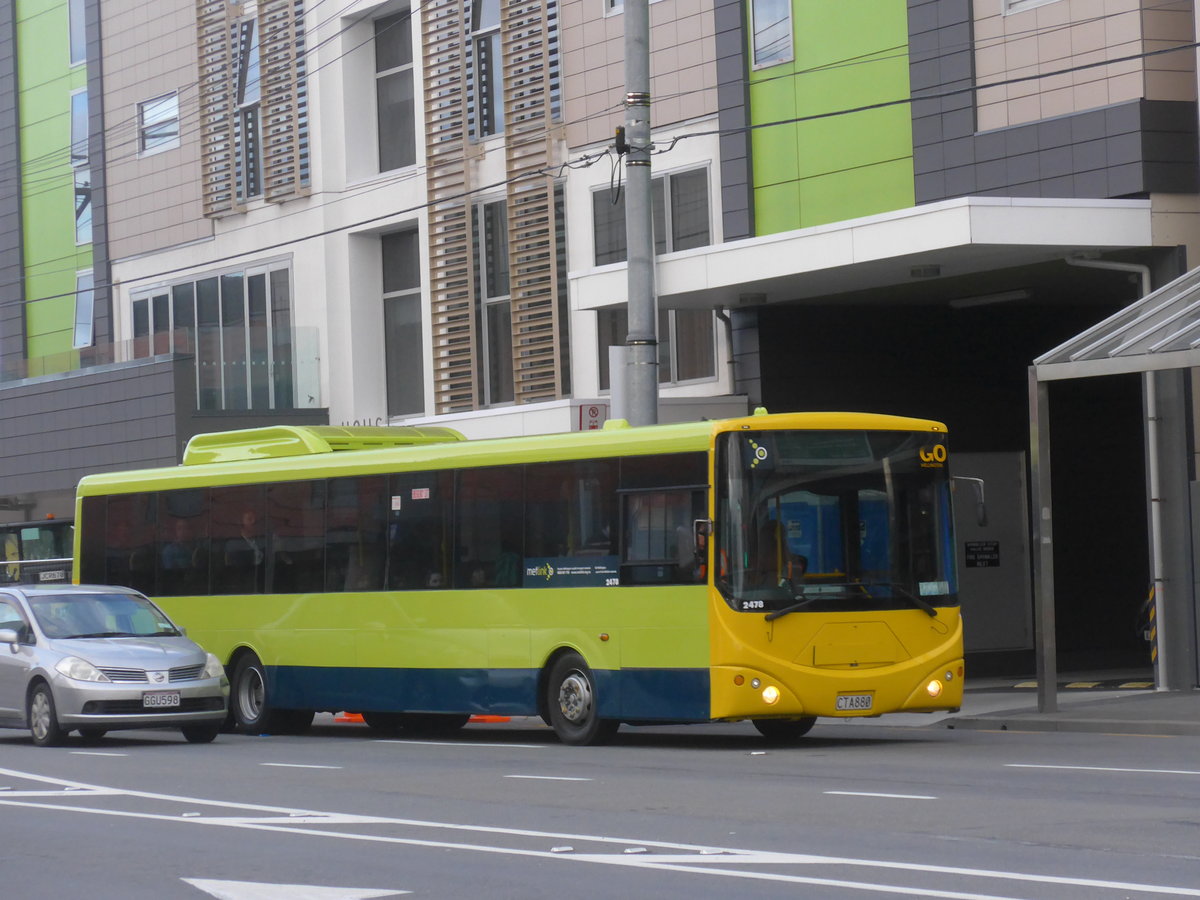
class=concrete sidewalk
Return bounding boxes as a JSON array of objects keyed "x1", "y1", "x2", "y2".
[{"x1": 942, "y1": 683, "x2": 1200, "y2": 736}]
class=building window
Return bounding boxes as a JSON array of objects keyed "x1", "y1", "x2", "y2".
[
  {"x1": 74, "y1": 169, "x2": 91, "y2": 244},
  {"x1": 236, "y1": 19, "x2": 263, "y2": 200},
  {"x1": 1003, "y1": 0, "x2": 1063, "y2": 13},
  {"x1": 383, "y1": 229, "x2": 424, "y2": 417},
  {"x1": 68, "y1": 0, "x2": 86, "y2": 66},
  {"x1": 606, "y1": 0, "x2": 623, "y2": 13},
  {"x1": 73, "y1": 271, "x2": 95, "y2": 349},
  {"x1": 70, "y1": 90, "x2": 88, "y2": 165},
  {"x1": 750, "y1": 0, "x2": 793, "y2": 68},
  {"x1": 471, "y1": 0, "x2": 504, "y2": 138},
  {"x1": 592, "y1": 168, "x2": 711, "y2": 266},
  {"x1": 138, "y1": 92, "x2": 180, "y2": 154},
  {"x1": 375, "y1": 10, "x2": 415, "y2": 171},
  {"x1": 597, "y1": 306, "x2": 715, "y2": 389},
  {"x1": 130, "y1": 263, "x2": 294, "y2": 411},
  {"x1": 476, "y1": 200, "x2": 512, "y2": 405}
]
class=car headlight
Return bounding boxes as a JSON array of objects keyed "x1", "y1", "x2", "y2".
[
  {"x1": 201, "y1": 652, "x2": 225, "y2": 680},
  {"x1": 55, "y1": 656, "x2": 110, "y2": 683}
]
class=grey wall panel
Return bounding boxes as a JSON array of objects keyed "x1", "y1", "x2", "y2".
[
  {"x1": 907, "y1": 0, "x2": 1199, "y2": 202},
  {"x1": 714, "y1": 0, "x2": 753, "y2": 242}
]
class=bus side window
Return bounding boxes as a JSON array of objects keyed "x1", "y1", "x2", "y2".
[
  {"x1": 106, "y1": 493, "x2": 157, "y2": 594},
  {"x1": 157, "y1": 489, "x2": 209, "y2": 596},
  {"x1": 327, "y1": 476, "x2": 387, "y2": 592},
  {"x1": 210, "y1": 485, "x2": 266, "y2": 595},
  {"x1": 620, "y1": 488, "x2": 706, "y2": 585},
  {"x1": 454, "y1": 467, "x2": 522, "y2": 589},
  {"x1": 267, "y1": 481, "x2": 326, "y2": 594},
  {"x1": 388, "y1": 471, "x2": 452, "y2": 590}
]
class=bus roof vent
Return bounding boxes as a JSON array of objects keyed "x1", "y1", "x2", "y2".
[{"x1": 182, "y1": 425, "x2": 466, "y2": 466}]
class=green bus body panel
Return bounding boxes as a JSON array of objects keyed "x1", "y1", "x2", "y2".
[
  {"x1": 749, "y1": 0, "x2": 915, "y2": 234},
  {"x1": 153, "y1": 587, "x2": 711, "y2": 673}
]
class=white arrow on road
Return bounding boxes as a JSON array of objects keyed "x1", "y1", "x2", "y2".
[{"x1": 183, "y1": 879, "x2": 408, "y2": 899}]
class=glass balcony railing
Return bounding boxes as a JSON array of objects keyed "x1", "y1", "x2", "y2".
[{"x1": 1, "y1": 326, "x2": 322, "y2": 411}]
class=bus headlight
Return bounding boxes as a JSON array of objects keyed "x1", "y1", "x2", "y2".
[
  {"x1": 761, "y1": 685, "x2": 780, "y2": 705},
  {"x1": 926, "y1": 679, "x2": 943, "y2": 698}
]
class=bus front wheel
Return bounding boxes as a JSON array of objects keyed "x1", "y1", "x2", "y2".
[
  {"x1": 752, "y1": 717, "x2": 817, "y2": 742},
  {"x1": 230, "y1": 653, "x2": 313, "y2": 735},
  {"x1": 545, "y1": 653, "x2": 619, "y2": 746}
]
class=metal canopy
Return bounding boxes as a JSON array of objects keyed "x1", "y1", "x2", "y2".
[
  {"x1": 1034, "y1": 266, "x2": 1200, "y2": 381},
  {"x1": 1029, "y1": 262, "x2": 1200, "y2": 713}
]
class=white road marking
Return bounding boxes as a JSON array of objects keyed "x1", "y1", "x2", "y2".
[
  {"x1": 1007, "y1": 763, "x2": 1200, "y2": 776},
  {"x1": 825, "y1": 791, "x2": 937, "y2": 800},
  {"x1": 260, "y1": 763, "x2": 343, "y2": 770},
  {"x1": 2, "y1": 766, "x2": 1198, "y2": 898},
  {"x1": 504, "y1": 775, "x2": 591, "y2": 782},
  {"x1": 183, "y1": 878, "x2": 407, "y2": 899},
  {"x1": 70, "y1": 751, "x2": 128, "y2": 757},
  {"x1": 374, "y1": 740, "x2": 544, "y2": 749}
]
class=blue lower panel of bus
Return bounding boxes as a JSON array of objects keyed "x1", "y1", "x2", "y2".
[{"x1": 268, "y1": 666, "x2": 711, "y2": 723}]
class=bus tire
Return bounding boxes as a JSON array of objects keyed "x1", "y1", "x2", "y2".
[
  {"x1": 545, "y1": 652, "x2": 619, "y2": 746},
  {"x1": 752, "y1": 717, "x2": 816, "y2": 742},
  {"x1": 361, "y1": 712, "x2": 405, "y2": 734},
  {"x1": 230, "y1": 653, "x2": 314, "y2": 735}
]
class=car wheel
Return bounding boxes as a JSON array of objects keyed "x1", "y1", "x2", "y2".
[
  {"x1": 181, "y1": 723, "x2": 221, "y2": 744},
  {"x1": 29, "y1": 683, "x2": 66, "y2": 747},
  {"x1": 77, "y1": 727, "x2": 108, "y2": 742},
  {"x1": 545, "y1": 652, "x2": 619, "y2": 746},
  {"x1": 752, "y1": 717, "x2": 817, "y2": 742}
]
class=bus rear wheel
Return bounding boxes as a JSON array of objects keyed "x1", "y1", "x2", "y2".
[
  {"x1": 545, "y1": 653, "x2": 619, "y2": 746},
  {"x1": 752, "y1": 717, "x2": 816, "y2": 742}
]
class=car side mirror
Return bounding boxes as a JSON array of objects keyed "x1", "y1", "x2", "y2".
[{"x1": 0, "y1": 627, "x2": 19, "y2": 647}]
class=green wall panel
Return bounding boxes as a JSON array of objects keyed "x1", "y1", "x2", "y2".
[
  {"x1": 749, "y1": 0, "x2": 915, "y2": 233},
  {"x1": 17, "y1": 0, "x2": 91, "y2": 364}
]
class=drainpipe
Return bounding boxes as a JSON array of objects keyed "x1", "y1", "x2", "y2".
[
  {"x1": 715, "y1": 307, "x2": 736, "y2": 393},
  {"x1": 1065, "y1": 258, "x2": 1165, "y2": 688}
]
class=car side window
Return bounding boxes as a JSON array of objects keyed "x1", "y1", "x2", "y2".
[{"x1": 0, "y1": 595, "x2": 30, "y2": 641}]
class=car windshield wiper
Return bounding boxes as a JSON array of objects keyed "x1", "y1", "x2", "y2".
[
  {"x1": 67, "y1": 631, "x2": 138, "y2": 638},
  {"x1": 143, "y1": 629, "x2": 183, "y2": 637}
]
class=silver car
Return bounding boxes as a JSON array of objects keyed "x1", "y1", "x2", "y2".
[{"x1": 0, "y1": 585, "x2": 229, "y2": 746}]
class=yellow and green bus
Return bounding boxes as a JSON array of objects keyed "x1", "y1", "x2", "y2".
[{"x1": 74, "y1": 409, "x2": 964, "y2": 744}]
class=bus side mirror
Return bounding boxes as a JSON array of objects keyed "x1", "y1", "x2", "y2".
[
  {"x1": 952, "y1": 476, "x2": 988, "y2": 528},
  {"x1": 693, "y1": 519, "x2": 712, "y2": 555}
]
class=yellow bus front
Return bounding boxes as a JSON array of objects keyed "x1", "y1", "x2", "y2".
[{"x1": 704, "y1": 418, "x2": 964, "y2": 724}]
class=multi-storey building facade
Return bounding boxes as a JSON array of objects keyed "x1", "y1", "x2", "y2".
[{"x1": 2, "y1": 0, "x2": 1199, "y2": 686}]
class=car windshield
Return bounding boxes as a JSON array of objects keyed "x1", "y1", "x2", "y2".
[
  {"x1": 715, "y1": 429, "x2": 958, "y2": 616},
  {"x1": 29, "y1": 592, "x2": 181, "y2": 639}
]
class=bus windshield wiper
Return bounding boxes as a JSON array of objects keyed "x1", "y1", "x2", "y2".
[
  {"x1": 862, "y1": 582, "x2": 938, "y2": 617},
  {"x1": 764, "y1": 595, "x2": 821, "y2": 622}
]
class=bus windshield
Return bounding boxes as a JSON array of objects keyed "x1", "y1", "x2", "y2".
[{"x1": 715, "y1": 430, "x2": 957, "y2": 616}]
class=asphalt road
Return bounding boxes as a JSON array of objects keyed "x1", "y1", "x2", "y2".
[{"x1": 1, "y1": 715, "x2": 1198, "y2": 899}]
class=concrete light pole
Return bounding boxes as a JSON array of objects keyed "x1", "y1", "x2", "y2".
[{"x1": 622, "y1": 0, "x2": 657, "y2": 426}]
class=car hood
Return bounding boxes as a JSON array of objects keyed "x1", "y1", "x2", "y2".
[{"x1": 46, "y1": 636, "x2": 207, "y2": 666}]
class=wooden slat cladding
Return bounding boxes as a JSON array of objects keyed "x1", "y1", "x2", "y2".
[
  {"x1": 196, "y1": 0, "x2": 238, "y2": 216},
  {"x1": 196, "y1": 0, "x2": 310, "y2": 217},
  {"x1": 423, "y1": 0, "x2": 479, "y2": 412},
  {"x1": 501, "y1": 0, "x2": 562, "y2": 403},
  {"x1": 259, "y1": 0, "x2": 311, "y2": 202}
]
